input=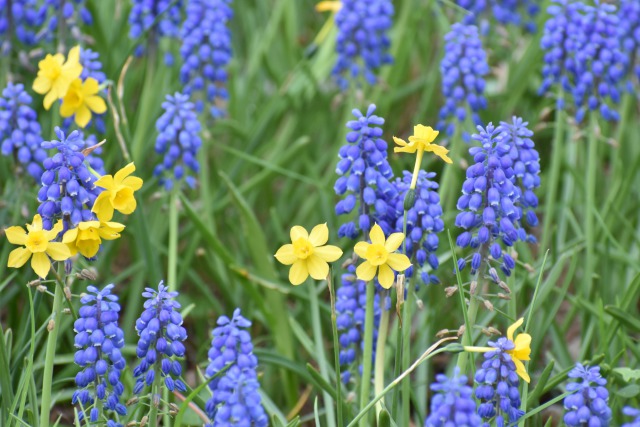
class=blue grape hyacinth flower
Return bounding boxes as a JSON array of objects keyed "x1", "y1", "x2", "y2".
[
  {"x1": 334, "y1": 104, "x2": 395, "y2": 240},
  {"x1": 37, "y1": 128, "x2": 104, "y2": 230},
  {"x1": 474, "y1": 337, "x2": 525, "y2": 426},
  {"x1": 0, "y1": 82, "x2": 46, "y2": 180},
  {"x1": 44, "y1": 0, "x2": 92, "y2": 36},
  {"x1": 129, "y1": 0, "x2": 182, "y2": 60},
  {"x1": 180, "y1": 0, "x2": 233, "y2": 117},
  {"x1": 618, "y1": 0, "x2": 640, "y2": 89},
  {"x1": 456, "y1": 0, "x2": 540, "y2": 33},
  {"x1": 563, "y1": 363, "x2": 612, "y2": 427},
  {"x1": 72, "y1": 284, "x2": 126, "y2": 425},
  {"x1": 438, "y1": 23, "x2": 489, "y2": 139},
  {"x1": 154, "y1": 92, "x2": 203, "y2": 190},
  {"x1": 132, "y1": 282, "x2": 188, "y2": 395},
  {"x1": 205, "y1": 308, "x2": 268, "y2": 427},
  {"x1": 623, "y1": 407, "x2": 640, "y2": 427},
  {"x1": 332, "y1": 0, "x2": 394, "y2": 89},
  {"x1": 0, "y1": 0, "x2": 46, "y2": 50},
  {"x1": 424, "y1": 367, "x2": 482, "y2": 427}
]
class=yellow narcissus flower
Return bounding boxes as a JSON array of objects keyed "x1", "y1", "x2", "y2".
[
  {"x1": 354, "y1": 223, "x2": 411, "y2": 289},
  {"x1": 315, "y1": 1, "x2": 341, "y2": 12},
  {"x1": 275, "y1": 223, "x2": 343, "y2": 285},
  {"x1": 4, "y1": 215, "x2": 71, "y2": 278},
  {"x1": 33, "y1": 46, "x2": 83, "y2": 110},
  {"x1": 63, "y1": 220, "x2": 125, "y2": 259},
  {"x1": 60, "y1": 77, "x2": 107, "y2": 128},
  {"x1": 92, "y1": 162, "x2": 143, "y2": 222}
]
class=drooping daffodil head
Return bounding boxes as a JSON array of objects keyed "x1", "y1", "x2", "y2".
[
  {"x1": 393, "y1": 124, "x2": 452, "y2": 164},
  {"x1": 506, "y1": 317, "x2": 531, "y2": 383},
  {"x1": 275, "y1": 223, "x2": 343, "y2": 285},
  {"x1": 32, "y1": 46, "x2": 83, "y2": 110},
  {"x1": 354, "y1": 223, "x2": 412, "y2": 289},
  {"x1": 63, "y1": 220, "x2": 125, "y2": 259}
]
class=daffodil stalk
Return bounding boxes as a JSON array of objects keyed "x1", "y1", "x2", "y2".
[
  {"x1": 584, "y1": 113, "x2": 598, "y2": 303},
  {"x1": 314, "y1": 1, "x2": 341, "y2": 45},
  {"x1": 168, "y1": 188, "x2": 179, "y2": 292},
  {"x1": 39, "y1": 262, "x2": 66, "y2": 427},
  {"x1": 358, "y1": 280, "x2": 375, "y2": 427},
  {"x1": 373, "y1": 290, "x2": 389, "y2": 418},
  {"x1": 327, "y1": 270, "x2": 344, "y2": 427}
]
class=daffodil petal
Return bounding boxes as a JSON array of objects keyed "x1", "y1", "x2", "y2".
[
  {"x1": 275, "y1": 244, "x2": 297, "y2": 265},
  {"x1": 78, "y1": 240, "x2": 101, "y2": 258},
  {"x1": 507, "y1": 318, "x2": 524, "y2": 341},
  {"x1": 289, "y1": 260, "x2": 309, "y2": 286},
  {"x1": 94, "y1": 175, "x2": 115, "y2": 190},
  {"x1": 122, "y1": 176, "x2": 143, "y2": 191},
  {"x1": 512, "y1": 357, "x2": 530, "y2": 383},
  {"x1": 85, "y1": 95, "x2": 107, "y2": 114},
  {"x1": 308, "y1": 223, "x2": 329, "y2": 247},
  {"x1": 392, "y1": 136, "x2": 408, "y2": 147},
  {"x1": 32, "y1": 76, "x2": 51, "y2": 94},
  {"x1": 92, "y1": 193, "x2": 115, "y2": 222},
  {"x1": 354, "y1": 241, "x2": 369, "y2": 258},
  {"x1": 369, "y1": 224, "x2": 385, "y2": 245},
  {"x1": 46, "y1": 242, "x2": 71, "y2": 261},
  {"x1": 31, "y1": 252, "x2": 51, "y2": 278},
  {"x1": 31, "y1": 214, "x2": 44, "y2": 231},
  {"x1": 114, "y1": 162, "x2": 136, "y2": 184},
  {"x1": 307, "y1": 255, "x2": 329, "y2": 280},
  {"x1": 427, "y1": 144, "x2": 453, "y2": 164},
  {"x1": 393, "y1": 146, "x2": 417, "y2": 154},
  {"x1": 314, "y1": 245, "x2": 343, "y2": 262},
  {"x1": 59, "y1": 100, "x2": 76, "y2": 118},
  {"x1": 5, "y1": 226, "x2": 27, "y2": 245},
  {"x1": 386, "y1": 253, "x2": 412, "y2": 272},
  {"x1": 512, "y1": 334, "x2": 532, "y2": 361},
  {"x1": 8, "y1": 247, "x2": 31, "y2": 268},
  {"x1": 377, "y1": 264, "x2": 395, "y2": 289},
  {"x1": 384, "y1": 232, "x2": 404, "y2": 252},
  {"x1": 290, "y1": 225, "x2": 309, "y2": 242},
  {"x1": 75, "y1": 105, "x2": 92, "y2": 128},
  {"x1": 43, "y1": 90, "x2": 58, "y2": 110},
  {"x1": 356, "y1": 261, "x2": 376, "y2": 282}
]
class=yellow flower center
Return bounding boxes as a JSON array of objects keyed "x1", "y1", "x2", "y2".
[
  {"x1": 26, "y1": 231, "x2": 48, "y2": 253},
  {"x1": 366, "y1": 243, "x2": 388, "y2": 266},
  {"x1": 43, "y1": 58, "x2": 62, "y2": 80},
  {"x1": 65, "y1": 87, "x2": 84, "y2": 108},
  {"x1": 293, "y1": 238, "x2": 314, "y2": 259}
]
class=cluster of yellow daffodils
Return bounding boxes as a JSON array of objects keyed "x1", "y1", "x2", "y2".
[
  {"x1": 33, "y1": 46, "x2": 106, "y2": 128},
  {"x1": 275, "y1": 223, "x2": 410, "y2": 289},
  {"x1": 4, "y1": 164, "x2": 142, "y2": 278}
]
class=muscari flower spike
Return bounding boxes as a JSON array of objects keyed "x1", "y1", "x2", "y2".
[
  {"x1": 37, "y1": 128, "x2": 103, "y2": 230},
  {"x1": 0, "y1": 0, "x2": 47, "y2": 51},
  {"x1": 332, "y1": 0, "x2": 394, "y2": 89},
  {"x1": 469, "y1": 318, "x2": 531, "y2": 426},
  {"x1": 424, "y1": 367, "x2": 482, "y2": 427},
  {"x1": 334, "y1": 104, "x2": 395, "y2": 240},
  {"x1": 623, "y1": 406, "x2": 640, "y2": 427},
  {"x1": 132, "y1": 282, "x2": 188, "y2": 395},
  {"x1": 129, "y1": 0, "x2": 182, "y2": 61},
  {"x1": 205, "y1": 308, "x2": 268, "y2": 427},
  {"x1": 619, "y1": 0, "x2": 640, "y2": 89},
  {"x1": 456, "y1": 0, "x2": 540, "y2": 33},
  {"x1": 455, "y1": 123, "x2": 521, "y2": 278},
  {"x1": 180, "y1": 0, "x2": 233, "y2": 117},
  {"x1": 0, "y1": 82, "x2": 46, "y2": 180},
  {"x1": 72, "y1": 284, "x2": 126, "y2": 425},
  {"x1": 438, "y1": 23, "x2": 489, "y2": 139},
  {"x1": 563, "y1": 363, "x2": 612, "y2": 427},
  {"x1": 154, "y1": 92, "x2": 202, "y2": 190},
  {"x1": 335, "y1": 264, "x2": 382, "y2": 384},
  {"x1": 540, "y1": 0, "x2": 625, "y2": 123},
  {"x1": 44, "y1": 0, "x2": 92, "y2": 34}
]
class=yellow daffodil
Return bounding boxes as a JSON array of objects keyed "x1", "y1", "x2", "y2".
[
  {"x1": 60, "y1": 77, "x2": 107, "y2": 128},
  {"x1": 33, "y1": 46, "x2": 83, "y2": 110},
  {"x1": 275, "y1": 223, "x2": 343, "y2": 285},
  {"x1": 393, "y1": 124, "x2": 452, "y2": 189},
  {"x1": 316, "y1": 1, "x2": 341, "y2": 12},
  {"x1": 354, "y1": 223, "x2": 411, "y2": 289},
  {"x1": 464, "y1": 317, "x2": 532, "y2": 383},
  {"x1": 5, "y1": 215, "x2": 70, "y2": 278},
  {"x1": 63, "y1": 220, "x2": 125, "y2": 258},
  {"x1": 92, "y1": 162, "x2": 143, "y2": 222}
]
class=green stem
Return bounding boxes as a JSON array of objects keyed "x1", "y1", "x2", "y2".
[
  {"x1": 541, "y1": 105, "x2": 565, "y2": 254},
  {"x1": 309, "y1": 281, "x2": 336, "y2": 427},
  {"x1": 400, "y1": 280, "x2": 414, "y2": 425},
  {"x1": 149, "y1": 382, "x2": 159, "y2": 427},
  {"x1": 358, "y1": 282, "x2": 375, "y2": 427},
  {"x1": 328, "y1": 272, "x2": 344, "y2": 427},
  {"x1": 374, "y1": 302, "x2": 390, "y2": 418},
  {"x1": 39, "y1": 264, "x2": 65, "y2": 427},
  {"x1": 584, "y1": 114, "x2": 598, "y2": 301},
  {"x1": 168, "y1": 189, "x2": 179, "y2": 292}
]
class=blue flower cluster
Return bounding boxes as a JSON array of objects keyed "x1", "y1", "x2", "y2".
[
  {"x1": 72, "y1": 285, "x2": 126, "y2": 425},
  {"x1": 334, "y1": 104, "x2": 395, "y2": 240},
  {"x1": 474, "y1": 336, "x2": 524, "y2": 426},
  {"x1": 438, "y1": 23, "x2": 489, "y2": 138},
  {"x1": 619, "y1": 0, "x2": 640, "y2": 89},
  {"x1": 0, "y1": 0, "x2": 46, "y2": 50},
  {"x1": 332, "y1": 0, "x2": 394, "y2": 89},
  {"x1": 129, "y1": 0, "x2": 182, "y2": 59},
  {"x1": 384, "y1": 170, "x2": 443, "y2": 285},
  {"x1": 563, "y1": 363, "x2": 612, "y2": 426},
  {"x1": 335, "y1": 265, "x2": 381, "y2": 383},
  {"x1": 44, "y1": 0, "x2": 92, "y2": 34},
  {"x1": 623, "y1": 407, "x2": 640, "y2": 427},
  {"x1": 132, "y1": 282, "x2": 188, "y2": 394},
  {"x1": 540, "y1": 0, "x2": 626, "y2": 122},
  {"x1": 37, "y1": 128, "x2": 103, "y2": 230},
  {"x1": 205, "y1": 308, "x2": 268, "y2": 427},
  {"x1": 0, "y1": 82, "x2": 46, "y2": 180},
  {"x1": 154, "y1": 92, "x2": 203, "y2": 190},
  {"x1": 425, "y1": 367, "x2": 482, "y2": 427},
  {"x1": 456, "y1": 0, "x2": 540, "y2": 32},
  {"x1": 180, "y1": 0, "x2": 233, "y2": 117},
  {"x1": 455, "y1": 123, "x2": 527, "y2": 278}
]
